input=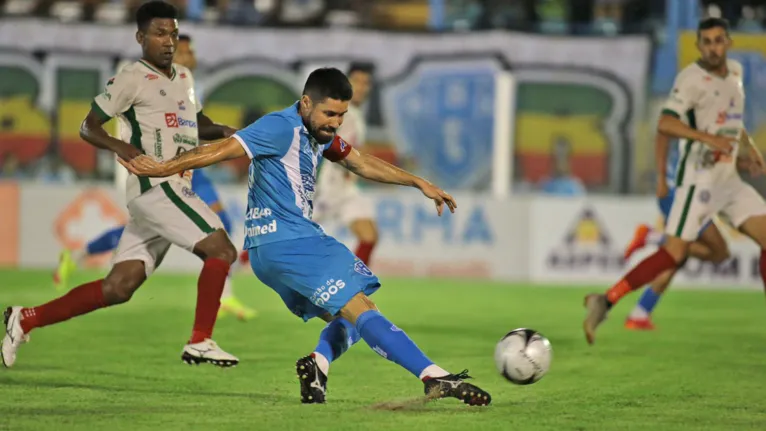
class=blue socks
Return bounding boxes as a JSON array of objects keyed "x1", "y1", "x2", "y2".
[
  {"x1": 630, "y1": 286, "x2": 662, "y2": 319},
  {"x1": 355, "y1": 310, "x2": 434, "y2": 378},
  {"x1": 314, "y1": 318, "x2": 360, "y2": 364},
  {"x1": 86, "y1": 226, "x2": 125, "y2": 255}
]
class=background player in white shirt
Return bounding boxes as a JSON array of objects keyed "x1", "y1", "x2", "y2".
[
  {"x1": 2, "y1": 1, "x2": 240, "y2": 368},
  {"x1": 582, "y1": 17, "x2": 766, "y2": 344},
  {"x1": 313, "y1": 63, "x2": 378, "y2": 266}
]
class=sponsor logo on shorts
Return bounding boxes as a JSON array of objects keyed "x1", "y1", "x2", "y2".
[
  {"x1": 245, "y1": 207, "x2": 273, "y2": 220},
  {"x1": 354, "y1": 260, "x2": 373, "y2": 277},
  {"x1": 246, "y1": 220, "x2": 277, "y2": 237},
  {"x1": 181, "y1": 186, "x2": 196, "y2": 198},
  {"x1": 178, "y1": 117, "x2": 197, "y2": 128},
  {"x1": 311, "y1": 279, "x2": 346, "y2": 307},
  {"x1": 165, "y1": 113, "x2": 178, "y2": 128},
  {"x1": 173, "y1": 133, "x2": 198, "y2": 147}
]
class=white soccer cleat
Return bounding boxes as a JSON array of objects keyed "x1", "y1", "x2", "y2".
[
  {"x1": 2, "y1": 306, "x2": 30, "y2": 368},
  {"x1": 181, "y1": 338, "x2": 239, "y2": 368}
]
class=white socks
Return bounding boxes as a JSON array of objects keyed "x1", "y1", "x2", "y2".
[
  {"x1": 313, "y1": 352, "x2": 330, "y2": 376},
  {"x1": 418, "y1": 364, "x2": 450, "y2": 380}
]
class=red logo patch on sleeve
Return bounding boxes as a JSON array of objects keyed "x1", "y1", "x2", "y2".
[
  {"x1": 165, "y1": 113, "x2": 178, "y2": 128},
  {"x1": 145, "y1": 74, "x2": 159, "y2": 80}
]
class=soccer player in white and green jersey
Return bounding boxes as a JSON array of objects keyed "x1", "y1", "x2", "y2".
[
  {"x1": 2, "y1": 1, "x2": 240, "y2": 368},
  {"x1": 583, "y1": 17, "x2": 766, "y2": 345}
]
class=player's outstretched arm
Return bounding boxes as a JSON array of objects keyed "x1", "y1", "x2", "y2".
[
  {"x1": 339, "y1": 148, "x2": 456, "y2": 216},
  {"x1": 80, "y1": 110, "x2": 143, "y2": 162},
  {"x1": 197, "y1": 112, "x2": 237, "y2": 141},
  {"x1": 119, "y1": 137, "x2": 247, "y2": 178}
]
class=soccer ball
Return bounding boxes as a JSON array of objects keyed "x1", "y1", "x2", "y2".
[{"x1": 494, "y1": 328, "x2": 552, "y2": 385}]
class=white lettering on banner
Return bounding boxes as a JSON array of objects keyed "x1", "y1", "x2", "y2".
[
  {"x1": 529, "y1": 197, "x2": 763, "y2": 288},
  {"x1": 245, "y1": 220, "x2": 277, "y2": 237}
]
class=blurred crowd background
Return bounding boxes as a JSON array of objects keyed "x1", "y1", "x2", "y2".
[{"x1": 1, "y1": 0, "x2": 766, "y2": 197}]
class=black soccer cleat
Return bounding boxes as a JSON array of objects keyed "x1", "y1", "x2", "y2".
[
  {"x1": 296, "y1": 355, "x2": 327, "y2": 404},
  {"x1": 423, "y1": 370, "x2": 492, "y2": 406}
]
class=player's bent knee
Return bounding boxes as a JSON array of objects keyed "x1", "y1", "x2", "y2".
[
  {"x1": 710, "y1": 247, "x2": 731, "y2": 264},
  {"x1": 662, "y1": 236, "x2": 690, "y2": 263},
  {"x1": 194, "y1": 229, "x2": 237, "y2": 264},
  {"x1": 103, "y1": 261, "x2": 146, "y2": 305},
  {"x1": 338, "y1": 293, "x2": 378, "y2": 325}
]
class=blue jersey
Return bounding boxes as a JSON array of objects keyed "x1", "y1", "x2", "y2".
[{"x1": 233, "y1": 102, "x2": 352, "y2": 249}]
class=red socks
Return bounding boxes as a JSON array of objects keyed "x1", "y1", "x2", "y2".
[
  {"x1": 20, "y1": 280, "x2": 106, "y2": 333},
  {"x1": 190, "y1": 258, "x2": 231, "y2": 343},
  {"x1": 355, "y1": 241, "x2": 376, "y2": 266},
  {"x1": 606, "y1": 248, "x2": 677, "y2": 305}
]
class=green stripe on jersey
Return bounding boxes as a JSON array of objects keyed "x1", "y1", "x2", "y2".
[
  {"x1": 91, "y1": 101, "x2": 112, "y2": 122},
  {"x1": 124, "y1": 106, "x2": 151, "y2": 193},
  {"x1": 675, "y1": 109, "x2": 697, "y2": 187},
  {"x1": 674, "y1": 185, "x2": 696, "y2": 237},
  {"x1": 160, "y1": 182, "x2": 215, "y2": 234}
]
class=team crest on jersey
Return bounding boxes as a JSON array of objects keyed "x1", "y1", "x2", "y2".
[
  {"x1": 181, "y1": 186, "x2": 196, "y2": 198},
  {"x1": 354, "y1": 260, "x2": 373, "y2": 277},
  {"x1": 160, "y1": 89, "x2": 167, "y2": 97},
  {"x1": 145, "y1": 73, "x2": 159, "y2": 80},
  {"x1": 382, "y1": 59, "x2": 497, "y2": 189}
]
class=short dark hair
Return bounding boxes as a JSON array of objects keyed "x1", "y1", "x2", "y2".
[
  {"x1": 347, "y1": 62, "x2": 374, "y2": 76},
  {"x1": 136, "y1": 1, "x2": 178, "y2": 31},
  {"x1": 302, "y1": 67, "x2": 353, "y2": 102},
  {"x1": 179, "y1": 34, "x2": 191, "y2": 43},
  {"x1": 697, "y1": 17, "x2": 730, "y2": 38}
]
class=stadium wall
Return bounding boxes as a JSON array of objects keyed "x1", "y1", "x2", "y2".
[{"x1": 4, "y1": 183, "x2": 761, "y2": 289}]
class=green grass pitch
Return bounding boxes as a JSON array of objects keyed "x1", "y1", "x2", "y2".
[{"x1": 1, "y1": 268, "x2": 766, "y2": 431}]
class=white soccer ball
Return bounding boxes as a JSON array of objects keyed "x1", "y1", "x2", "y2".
[{"x1": 494, "y1": 328, "x2": 552, "y2": 385}]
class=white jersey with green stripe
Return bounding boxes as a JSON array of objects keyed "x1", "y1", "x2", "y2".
[
  {"x1": 92, "y1": 60, "x2": 202, "y2": 202},
  {"x1": 662, "y1": 59, "x2": 745, "y2": 187}
]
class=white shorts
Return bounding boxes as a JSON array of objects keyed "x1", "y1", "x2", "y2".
[
  {"x1": 314, "y1": 161, "x2": 375, "y2": 226},
  {"x1": 666, "y1": 179, "x2": 766, "y2": 241},
  {"x1": 113, "y1": 180, "x2": 224, "y2": 276}
]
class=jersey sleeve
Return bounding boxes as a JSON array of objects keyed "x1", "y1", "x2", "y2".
[
  {"x1": 323, "y1": 135, "x2": 353, "y2": 162},
  {"x1": 232, "y1": 115, "x2": 294, "y2": 159},
  {"x1": 662, "y1": 71, "x2": 699, "y2": 118},
  {"x1": 92, "y1": 71, "x2": 137, "y2": 122}
]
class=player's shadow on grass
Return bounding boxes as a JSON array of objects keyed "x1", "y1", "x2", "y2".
[{"x1": 0, "y1": 377, "x2": 290, "y2": 402}]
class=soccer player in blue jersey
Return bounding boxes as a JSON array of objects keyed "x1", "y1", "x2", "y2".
[
  {"x1": 53, "y1": 33, "x2": 256, "y2": 320},
  {"x1": 621, "y1": 132, "x2": 730, "y2": 330},
  {"x1": 120, "y1": 67, "x2": 492, "y2": 406}
]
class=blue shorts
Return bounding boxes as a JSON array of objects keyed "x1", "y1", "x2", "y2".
[
  {"x1": 659, "y1": 188, "x2": 712, "y2": 235},
  {"x1": 249, "y1": 235, "x2": 381, "y2": 322},
  {"x1": 191, "y1": 169, "x2": 221, "y2": 207}
]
